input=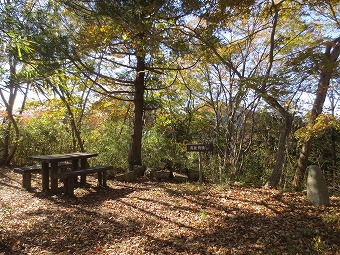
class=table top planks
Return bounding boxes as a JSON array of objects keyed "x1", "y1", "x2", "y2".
[{"x1": 28, "y1": 152, "x2": 98, "y2": 163}]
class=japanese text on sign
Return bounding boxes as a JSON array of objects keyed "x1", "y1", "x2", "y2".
[{"x1": 187, "y1": 143, "x2": 213, "y2": 152}]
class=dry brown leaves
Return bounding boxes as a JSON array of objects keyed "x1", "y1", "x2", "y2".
[{"x1": 0, "y1": 169, "x2": 339, "y2": 255}]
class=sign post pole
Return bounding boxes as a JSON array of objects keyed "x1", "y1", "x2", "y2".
[
  {"x1": 198, "y1": 151, "x2": 202, "y2": 184},
  {"x1": 186, "y1": 143, "x2": 213, "y2": 184}
]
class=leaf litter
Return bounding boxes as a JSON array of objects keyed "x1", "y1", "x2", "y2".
[{"x1": 0, "y1": 169, "x2": 339, "y2": 255}]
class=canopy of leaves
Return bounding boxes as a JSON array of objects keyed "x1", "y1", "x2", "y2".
[{"x1": 295, "y1": 113, "x2": 340, "y2": 143}]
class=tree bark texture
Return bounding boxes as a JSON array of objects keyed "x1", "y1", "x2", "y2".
[
  {"x1": 0, "y1": 52, "x2": 20, "y2": 167},
  {"x1": 293, "y1": 37, "x2": 340, "y2": 188},
  {"x1": 128, "y1": 53, "x2": 146, "y2": 170},
  {"x1": 265, "y1": 112, "x2": 293, "y2": 188},
  {"x1": 262, "y1": 3, "x2": 292, "y2": 188}
]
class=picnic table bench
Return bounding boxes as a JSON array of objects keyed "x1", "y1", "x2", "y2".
[
  {"x1": 59, "y1": 165, "x2": 113, "y2": 196},
  {"x1": 13, "y1": 165, "x2": 41, "y2": 190},
  {"x1": 13, "y1": 153, "x2": 112, "y2": 196},
  {"x1": 13, "y1": 162, "x2": 72, "y2": 190},
  {"x1": 28, "y1": 152, "x2": 98, "y2": 192}
]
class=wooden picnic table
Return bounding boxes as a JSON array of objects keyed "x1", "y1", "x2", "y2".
[{"x1": 28, "y1": 152, "x2": 98, "y2": 192}]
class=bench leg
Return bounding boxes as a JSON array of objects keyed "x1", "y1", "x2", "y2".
[
  {"x1": 97, "y1": 171, "x2": 107, "y2": 187},
  {"x1": 23, "y1": 173, "x2": 32, "y2": 190},
  {"x1": 68, "y1": 176, "x2": 75, "y2": 196},
  {"x1": 50, "y1": 162, "x2": 59, "y2": 192},
  {"x1": 42, "y1": 162, "x2": 49, "y2": 191},
  {"x1": 98, "y1": 171, "x2": 103, "y2": 186},
  {"x1": 80, "y1": 175, "x2": 86, "y2": 186},
  {"x1": 59, "y1": 167, "x2": 68, "y2": 182},
  {"x1": 63, "y1": 176, "x2": 75, "y2": 196},
  {"x1": 103, "y1": 171, "x2": 107, "y2": 187},
  {"x1": 63, "y1": 178, "x2": 68, "y2": 195}
]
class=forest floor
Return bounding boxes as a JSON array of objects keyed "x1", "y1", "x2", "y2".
[{"x1": 0, "y1": 168, "x2": 339, "y2": 255}]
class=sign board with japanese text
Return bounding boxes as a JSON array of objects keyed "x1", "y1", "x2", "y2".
[{"x1": 186, "y1": 143, "x2": 213, "y2": 152}]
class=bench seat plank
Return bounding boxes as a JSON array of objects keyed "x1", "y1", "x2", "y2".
[
  {"x1": 13, "y1": 166, "x2": 41, "y2": 190},
  {"x1": 59, "y1": 165, "x2": 113, "y2": 196},
  {"x1": 59, "y1": 165, "x2": 112, "y2": 178}
]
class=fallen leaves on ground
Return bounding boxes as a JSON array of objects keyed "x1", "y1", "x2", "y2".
[{"x1": 0, "y1": 168, "x2": 339, "y2": 255}]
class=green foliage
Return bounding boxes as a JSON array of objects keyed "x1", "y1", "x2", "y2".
[
  {"x1": 142, "y1": 128, "x2": 188, "y2": 170},
  {"x1": 313, "y1": 236, "x2": 326, "y2": 253},
  {"x1": 232, "y1": 112, "x2": 282, "y2": 185},
  {"x1": 308, "y1": 127, "x2": 340, "y2": 183},
  {"x1": 295, "y1": 114, "x2": 340, "y2": 144},
  {"x1": 190, "y1": 106, "x2": 216, "y2": 141},
  {"x1": 14, "y1": 108, "x2": 72, "y2": 165},
  {"x1": 198, "y1": 209, "x2": 209, "y2": 221},
  {"x1": 84, "y1": 120, "x2": 131, "y2": 169},
  {"x1": 299, "y1": 227, "x2": 317, "y2": 238},
  {"x1": 13, "y1": 98, "x2": 133, "y2": 168},
  {"x1": 153, "y1": 110, "x2": 191, "y2": 143},
  {"x1": 1, "y1": 0, "x2": 339, "y2": 190},
  {"x1": 322, "y1": 211, "x2": 340, "y2": 225}
]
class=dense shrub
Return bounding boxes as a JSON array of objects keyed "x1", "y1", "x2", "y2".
[{"x1": 13, "y1": 113, "x2": 72, "y2": 166}]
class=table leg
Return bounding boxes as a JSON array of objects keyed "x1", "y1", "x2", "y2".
[
  {"x1": 50, "y1": 162, "x2": 59, "y2": 192},
  {"x1": 72, "y1": 159, "x2": 79, "y2": 184},
  {"x1": 80, "y1": 158, "x2": 89, "y2": 169},
  {"x1": 80, "y1": 158, "x2": 88, "y2": 185},
  {"x1": 72, "y1": 159, "x2": 79, "y2": 171},
  {"x1": 42, "y1": 162, "x2": 49, "y2": 191}
]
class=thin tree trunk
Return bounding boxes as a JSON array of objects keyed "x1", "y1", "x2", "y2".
[
  {"x1": 329, "y1": 89, "x2": 338, "y2": 180},
  {"x1": 265, "y1": 112, "x2": 293, "y2": 187},
  {"x1": 58, "y1": 88, "x2": 86, "y2": 152},
  {"x1": 47, "y1": 78, "x2": 86, "y2": 152},
  {"x1": 261, "y1": 3, "x2": 292, "y2": 188},
  {"x1": 293, "y1": 37, "x2": 340, "y2": 188},
  {"x1": 330, "y1": 127, "x2": 337, "y2": 178},
  {"x1": 65, "y1": 100, "x2": 85, "y2": 152}
]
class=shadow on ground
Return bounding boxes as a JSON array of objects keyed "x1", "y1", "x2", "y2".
[{"x1": 0, "y1": 169, "x2": 339, "y2": 254}]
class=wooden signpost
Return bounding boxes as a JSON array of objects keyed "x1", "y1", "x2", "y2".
[{"x1": 186, "y1": 143, "x2": 213, "y2": 184}]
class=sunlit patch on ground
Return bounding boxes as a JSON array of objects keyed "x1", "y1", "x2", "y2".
[{"x1": 0, "y1": 168, "x2": 339, "y2": 254}]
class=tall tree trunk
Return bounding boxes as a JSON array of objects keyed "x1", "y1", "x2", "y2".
[
  {"x1": 0, "y1": 51, "x2": 21, "y2": 167},
  {"x1": 265, "y1": 111, "x2": 293, "y2": 187},
  {"x1": 261, "y1": 2, "x2": 292, "y2": 188},
  {"x1": 0, "y1": 101, "x2": 19, "y2": 167},
  {"x1": 128, "y1": 53, "x2": 145, "y2": 170},
  {"x1": 293, "y1": 37, "x2": 340, "y2": 188}
]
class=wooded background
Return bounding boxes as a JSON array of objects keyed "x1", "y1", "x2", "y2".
[{"x1": 0, "y1": 0, "x2": 339, "y2": 190}]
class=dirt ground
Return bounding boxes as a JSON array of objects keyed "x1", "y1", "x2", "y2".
[{"x1": 0, "y1": 168, "x2": 339, "y2": 255}]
